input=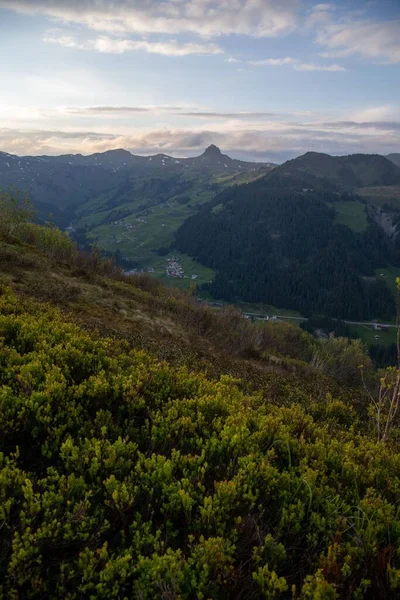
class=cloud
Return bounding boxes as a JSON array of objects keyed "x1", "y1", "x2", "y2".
[
  {"x1": 2, "y1": 113, "x2": 400, "y2": 162},
  {"x1": 293, "y1": 62, "x2": 346, "y2": 72},
  {"x1": 308, "y1": 5, "x2": 400, "y2": 64},
  {"x1": 313, "y1": 3, "x2": 336, "y2": 11},
  {"x1": 248, "y1": 56, "x2": 346, "y2": 71},
  {"x1": 43, "y1": 32, "x2": 223, "y2": 56},
  {"x1": 0, "y1": 0, "x2": 300, "y2": 38},
  {"x1": 66, "y1": 106, "x2": 153, "y2": 115},
  {"x1": 350, "y1": 106, "x2": 400, "y2": 122},
  {"x1": 249, "y1": 57, "x2": 296, "y2": 66},
  {"x1": 306, "y1": 2, "x2": 337, "y2": 27},
  {"x1": 63, "y1": 106, "x2": 278, "y2": 119},
  {"x1": 178, "y1": 111, "x2": 278, "y2": 119},
  {"x1": 316, "y1": 120, "x2": 400, "y2": 132},
  {"x1": 317, "y1": 20, "x2": 400, "y2": 63}
]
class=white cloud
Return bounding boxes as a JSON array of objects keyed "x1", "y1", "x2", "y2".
[
  {"x1": 65, "y1": 105, "x2": 188, "y2": 116},
  {"x1": 249, "y1": 57, "x2": 296, "y2": 66},
  {"x1": 317, "y1": 20, "x2": 400, "y2": 63},
  {"x1": 2, "y1": 112, "x2": 400, "y2": 161},
  {"x1": 350, "y1": 106, "x2": 400, "y2": 123},
  {"x1": 178, "y1": 111, "x2": 278, "y2": 119},
  {"x1": 0, "y1": 0, "x2": 300, "y2": 38},
  {"x1": 312, "y1": 3, "x2": 336, "y2": 11},
  {"x1": 308, "y1": 5, "x2": 400, "y2": 64},
  {"x1": 66, "y1": 106, "x2": 153, "y2": 115},
  {"x1": 294, "y1": 62, "x2": 346, "y2": 72},
  {"x1": 63, "y1": 106, "x2": 280, "y2": 119},
  {"x1": 43, "y1": 32, "x2": 223, "y2": 56},
  {"x1": 306, "y1": 3, "x2": 336, "y2": 27},
  {"x1": 248, "y1": 57, "x2": 346, "y2": 71}
]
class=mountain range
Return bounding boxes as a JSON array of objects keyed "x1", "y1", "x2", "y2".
[
  {"x1": 2, "y1": 144, "x2": 400, "y2": 321},
  {"x1": 0, "y1": 145, "x2": 273, "y2": 219}
]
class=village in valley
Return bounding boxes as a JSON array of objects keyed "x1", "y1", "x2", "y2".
[
  {"x1": 165, "y1": 257, "x2": 198, "y2": 280},
  {"x1": 124, "y1": 255, "x2": 199, "y2": 281}
]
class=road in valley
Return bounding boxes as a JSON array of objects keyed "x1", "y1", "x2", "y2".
[{"x1": 202, "y1": 301, "x2": 399, "y2": 329}]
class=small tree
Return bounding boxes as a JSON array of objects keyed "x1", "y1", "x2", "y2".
[
  {"x1": 0, "y1": 189, "x2": 34, "y2": 238},
  {"x1": 360, "y1": 277, "x2": 400, "y2": 443}
]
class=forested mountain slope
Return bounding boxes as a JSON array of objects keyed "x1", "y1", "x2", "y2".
[
  {"x1": 175, "y1": 181, "x2": 396, "y2": 320},
  {"x1": 2, "y1": 206, "x2": 400, "y2": 599},
  {"x1": 265, "y1": 152, "x2": 400, "y2": 190}
]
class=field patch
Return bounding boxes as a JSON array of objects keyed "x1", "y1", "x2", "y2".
[
  {"x1": 327, "y1": 200, "x2": 368, "y2": 232},
  {"x1": 348, "y1": 324, "x2": 397, "y2": 348}
]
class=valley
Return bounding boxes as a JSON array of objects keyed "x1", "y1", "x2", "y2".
[
  {"x1": 0, "y1": 145, "x2": 273, "y2": 285},
  {"x1": 73, "y1": 170, "x2": 220, "y2": 284},
  {"x1": 2, "y1": 146, "x2": 400, "y2": 351}
]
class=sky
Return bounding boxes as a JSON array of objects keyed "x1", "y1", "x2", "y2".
[{"x1": 0, "y1": 0, "x2": 399, "y2": 162}]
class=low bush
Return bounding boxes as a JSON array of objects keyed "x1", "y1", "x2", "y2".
[
  {"x1": 259, "y1": 321, "x2": 316, "y2": 362},
  {"x1": 21, "y1": 222, "x2": 74, "y2": 260},
  {"x1": 0, "y1": 189, "x2": 34, "y2": 239},
  {"x1": 1, "y1": 288, "x2": 400, "y2": 599}
]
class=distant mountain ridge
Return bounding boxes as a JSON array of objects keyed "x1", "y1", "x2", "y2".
[
  {"x1": 0, "y1": 146, "x2": 274, "y2": 222},
  {"x1": 387, "y1": 153, "x2": 400, "y2": 167},
  {"x1": 264, "y1": 151, "x2": 400, "y2": 190},
  {"x1": 74, "y1": 144, "x2": 275, "y2": 172}
]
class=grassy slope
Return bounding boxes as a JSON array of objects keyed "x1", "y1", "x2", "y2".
[
  {"x1": 77, "y1": 183, "x2": 216, "y2": 278},
  {"x1": 214, "y1": 168, "x2": 270, "y2": 187},
  {"x1": 74, "y1": 169, "x2": 270, "y2": 278},
  {"x1": 326, "y1": 200, "x2": 369, "y2": 232},
  {"x1": 0, "y1": 236, "x2": 358, "y2": 405},
  {"x1": 348, "y1": 323, "x2": 397, "y2": 347}
]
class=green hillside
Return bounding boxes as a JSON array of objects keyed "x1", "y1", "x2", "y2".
[
  {"x1": 2, "y1": 199, "x2": 400, "y2": 599},
  {"x1": 327, "y1": 199, "x2": 368, "y2": 232},
  {"x1": 73, "y1": 166, "x2": 270, "y2": 275}
]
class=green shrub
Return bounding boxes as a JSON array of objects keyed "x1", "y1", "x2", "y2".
[
  {"x1": 1, "y1": 289, "x2": 400, "y2": 598},
  {"x1": 260, "y1": 321, "x2": 316, "y2": 362},
  {"x1": 0, "y1": 189, "x2": 34, "y2": 239},
  {"x1": 21, "y1": 222, "x2": 74, "y2": 259}
]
